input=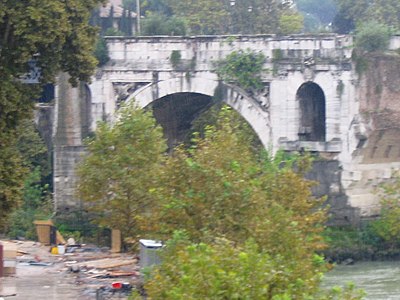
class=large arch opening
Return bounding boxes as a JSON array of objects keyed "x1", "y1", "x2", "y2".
[
  {"x1": 131, "y1": 77, "x2": 271, "y2": 149},
  {"x1": 297, "y1": 82, "x2": 326, "y2": 142},
  {"x1": 148, "y1": 91, "x2": 263, "y2": 151},
  {"x1": 150, "y1": 92, "x2": 213, "y2": 149}
]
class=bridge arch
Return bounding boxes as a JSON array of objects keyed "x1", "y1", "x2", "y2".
[{"x1": 127, "y1": 77, "x2": 271, "y2": 148}]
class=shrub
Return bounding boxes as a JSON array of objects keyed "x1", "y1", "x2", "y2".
[
  {"x1": 215, "y1": 49, "x2": 265, "y2": 93},
  {"x1": 132, "y1": 234, "x2": 364, "y2": 300},
  {"x1": 170, "y1": 50, "x2": 182, "y2": 69},
  {"x1": 94, "y1": 37, "x2": 110, "y2": 67},
  {"x1": 370, "y1": 175, "x2": 400, "y2": 249}
]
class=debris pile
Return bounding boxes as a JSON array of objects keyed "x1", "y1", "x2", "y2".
[{"x1": 0, "y1": 239, "x2": 141, "y2": 299}]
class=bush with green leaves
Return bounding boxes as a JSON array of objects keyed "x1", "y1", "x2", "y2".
[
  {"x1": 7, "y1": 119, "x2": 52, "y2": 238},
  {"x1": 215, "y1": 49, "x2": 265, "y2": 93},
  {"x1": 370, "y1": 175, "x2": 400, "y2": 249},
  {"x1": 134, "y1": 107, "x2": 349, "y2": 298},
  {"x1": 355, "y1": 21, "x2": 391, "y2": 53},
  {"x1": 132, "y1": 233, "x2": 364, "y2": 300},
  {"x1": 7, "y1": 167, "x2": 52, "y2": 240}
]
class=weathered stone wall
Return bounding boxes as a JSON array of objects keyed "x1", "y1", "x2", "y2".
[
  {"x1": 53, "y1": 73, "x2": 91, "y2": 211},
  {"x1": 306, "y1": 160, "x2": 360, "y2": 226},
  {"x1": 341, "y1": 54, "x2": 400, "y2": 217}
]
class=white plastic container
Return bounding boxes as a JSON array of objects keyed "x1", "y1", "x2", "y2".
[{"x1": 57, "y1": 245, "x2": 65, "y2": 255}]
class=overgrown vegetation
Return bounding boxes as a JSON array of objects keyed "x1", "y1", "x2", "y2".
[
  {"x1": 94, "y1": 37, "x2": 110, "y2": 67},
  {"x1": 142, "y1": 14, "x2": 186, "y2": 36},
  {"x1": 170, "y1": 50, "x2": 182, "y2": 69},
  {"x1": 6, "y1": 120, "x2": 52, "y2": 239},
  {"x1": 78, "y1": 104, "x2": 364, "y2": 299},
  {"x1": 133, "y1": 234, "x2": 364, "y2": 300},
  {"x1": 354, "y1": 21, "x2": 391, "y2": 53},
  {"x1": 324, "y1": 175, "x2": 400, "y2": 262},
  {"x1": 371, "y1": 175, "x2": 400, "y2": 249},
  {"x1": 215, "y1": 49, "x2": 266, "y2": 93},
  {"x1": 351, "y1": 50, "x2": 369, "y2": 77},
  {"x1": 334, "y1": 0, "x2": 400, "y2": 34},
  {"x1": 279, "y1": 12, "x2": 304, "y2": 35},
  {"x1": 77, "y1": 103, "x2": 167, "y2": 240}
]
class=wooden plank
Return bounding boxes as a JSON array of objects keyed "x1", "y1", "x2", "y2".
[
  {"x1": 111, "y1": 229, "x2": 121, "y2": 253},
  {"x1": 71, "y1": 257, "x2": 137, "y2": 269},
  {"x1": 56, "y1": 230, "x2": 66, "y2": 245}
]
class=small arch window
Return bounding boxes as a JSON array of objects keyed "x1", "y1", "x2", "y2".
[{"x1": 297, "y1": 82, "x2": 326, "y2": 142}]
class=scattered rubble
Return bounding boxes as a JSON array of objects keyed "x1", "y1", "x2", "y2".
[{"x1": 1, "y1": 239, "x2": 142, "y2": 299}]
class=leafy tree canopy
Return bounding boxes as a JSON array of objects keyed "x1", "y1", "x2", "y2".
[
  {"x1": 129, "y1": 107, "x2": 361, "y2": 300},
  {"x1": 77, "y1": 103, "x2": 167, "y2": 239},
  {"x1": 2, "y1": 119, "x2": 51, "y2": 232},
  {"x1": 354, "y1": 21, "x2": 391, "y2": 52},
  {"x1": 333, "y1": 0, "x2": 400, "y2": 33},
  {"x1": 163, "y1": 0, "x2": 302, "y2": 35}
]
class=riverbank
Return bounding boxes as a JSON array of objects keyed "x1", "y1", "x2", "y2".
[{"x1": 322, "y1": 226, "x2": 400, "y2": 263}]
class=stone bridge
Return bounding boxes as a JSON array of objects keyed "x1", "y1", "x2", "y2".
[{"x1": 51, "y1": 34, "x2": 400, "y2": 224}]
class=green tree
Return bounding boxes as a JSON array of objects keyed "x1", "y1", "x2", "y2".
[
  {"x1": 0, "y1": 0, "x2": 104, "y2": 230},
  {"x1": 152, "y1": 108, "x2": 327, "y2": 285},
  {"x1": 279, "y1": 12, "x2": 304, "y2": 34},
  {"x1": 124, "y1": 0, "x2": 173, "y2": 17},
  {"x1": 135, "y1": 108, "x2": 362, "y2": 300},
  {"x1": 165, "y1": 0, "x2": 228, "y2": 35},
  {"x1": 77, "y1": 103, "x2": 167, "y2": 240},
  {"x1": 334, "y1": 0, "x2": 400, "y2": 33},
  {"x1": 142, "y1": 14, "x2": 187, "y2": 36},
  {"x1": 354, "y1": 21, "x2": 391, "y2": 52},
  {"x1": 229, "y1": 0, "x2": 286, "y2": 34},
  {"x1": 7, "y1": 167, "x2": 52, "y2": 239},
  {"x1": 6, "y1": 119, "x2": 52, "y2": 237}
]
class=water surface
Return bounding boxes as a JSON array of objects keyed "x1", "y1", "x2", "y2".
[{"x1": 323, "y1": 261, "x2": 400, "y2": 299}]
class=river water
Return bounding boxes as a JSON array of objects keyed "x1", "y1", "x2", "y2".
[{"x1": 323, "y1": 261, "x2": 400, "y2": 299}]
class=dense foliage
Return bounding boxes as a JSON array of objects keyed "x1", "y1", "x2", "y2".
[
  {"x1": 78, "y1": 104, "x2": 365, "y2": 298},
  {"x1": 134, "y1": 235, "x2": 364, "y2": 300},
  {"x1": 77, "y1": 103, "x2": 167, "y2": 239},
  {"x1": 215, "y1": 49, "x2": 266, "y2": 93},
  {"x1": 141, "y1": 14, "x2": 186, "y2": 36},
  {"x1": 371, "y1": 175, "x2": 400, "y2": 249},
  {"x1": 6, "y1": 120, "x2": 52, "y2": 237},
  {"x1": 117, "y1": 0, "x2": 304, "y2": 35},
  {"x1": 334, "y1": 0, "x2": 400, "y2": 33},
  {"x1": 354, "y1": 21, "x2": 391, "y2": 53}
]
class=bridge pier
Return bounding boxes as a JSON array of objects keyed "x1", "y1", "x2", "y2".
[{"x1": 53, "y1": 73, "x2": 91, "y2": 211}]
